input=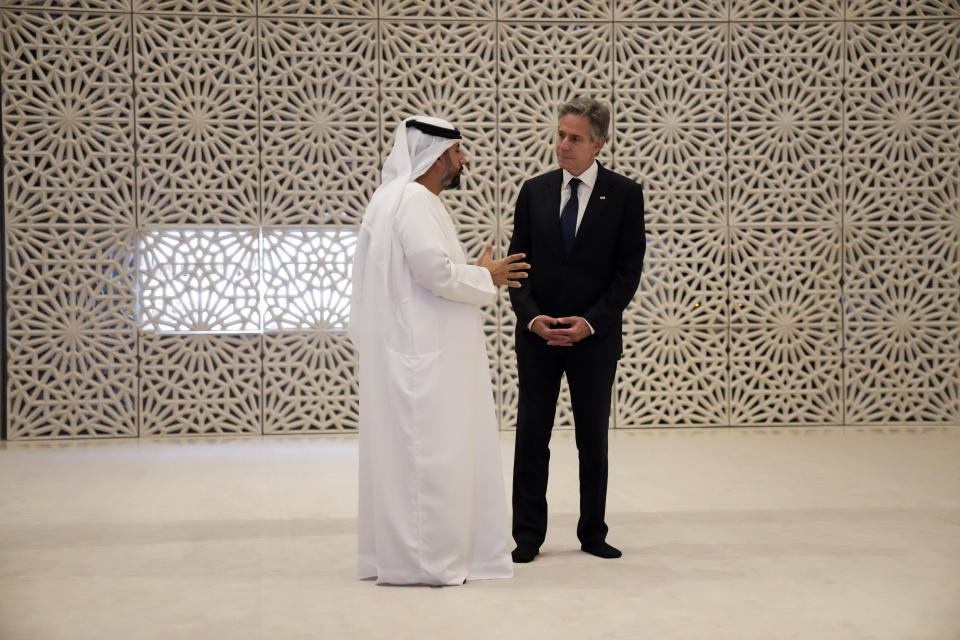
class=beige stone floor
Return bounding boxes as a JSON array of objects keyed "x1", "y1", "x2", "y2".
[{"x1": 1, "y1": 426, "x2": 959, "y2": 640}]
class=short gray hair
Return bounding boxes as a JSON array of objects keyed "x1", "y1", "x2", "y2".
[{"x1": 558, "y1": 97, "x2": 610, "y2": 142}]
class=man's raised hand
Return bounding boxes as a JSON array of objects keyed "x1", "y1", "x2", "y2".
[{"x1": 477, "y1": 244, "x2": 530, "y2": 288}]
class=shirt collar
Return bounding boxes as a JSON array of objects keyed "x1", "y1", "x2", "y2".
[{"x1": 562, "y1": 161, "x2": 598, "y2": 191}]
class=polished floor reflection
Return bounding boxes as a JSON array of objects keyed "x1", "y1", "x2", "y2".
[{"x1": 1, "y1": 427, "x2": 959, "y2": 640}]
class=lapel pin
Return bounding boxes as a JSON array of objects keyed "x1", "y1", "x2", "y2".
[{"x1": 599, "y1": 196, "x2": 606, "y2": 200}]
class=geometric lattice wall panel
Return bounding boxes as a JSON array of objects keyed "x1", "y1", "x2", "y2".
[
  {"x1": 134, "y1": 0, "x2": 254, "y2": 13},
  {"x1": 1, "y1": 11, "x2": 134, "y2": 227},
  {"x1": 729, "y1": 226, "x2": 842, "y2": 325},
  {"x1": 730, "y1": 22, "x2": 843, "y2": 226},
  {"x1": 845, "y1": 322, "x2": 960, "y2": 424},
  {"x1": 0, "y1": 1, "x2": 129, "y2": 9},
  {"x1": 139, "y1": 229, "x2": 259, "y2": 332},
  {"x1": 2, "y1": 10, "x2": 138, "y2": 439},
  {"x1": 259, "y1": 20, "x2": 378, "y2": 226},
  {"x1": 844, "y1": 230, "x2": 960, "y2": 423},
  {"x1": 442, "y1": 167, "x2": 500, "y2": 262},
  {"x1": 847, "y1": 0, "x2": 960, "y2": 18},
  {"x1": 6, "y1": 7, "x2": 960, "y2": 438},
  {"x1": 845, "y1": 21, "x2": 960, "y2": 225},
  {"x1": 6, "y1": 227, "x2": 137, "y2": 334},
  {"x1": 262, "y1": 332, "x2": 357, "y2": 433},
  {"x1": 379, "y1": 21, "x2": 496, "y2": 158},
  {"x1": 845, "y1": 225, "x2": 959, "y2": 312},
  {"x1": 620, "y1": 229, "x2": 728, "y2": 427},
  {"x1": 614, "y1": 23, "x2": 727, "y2": 227},
  {"x1": 844, "y1": 19, "x2": 960, "y2": 424},
  {"x1": 258, "y1": 0, "x2": 375, "y2": 17},
  {"x1": 729, "y1": 228, "x2": 842, "y2": 424},
  {"x1": 133, "y1": 0, "x2": 257, "y2": 11},
  {"x1": 636, "y1": 227, "x2": 727, "y2": 326},
  {"x1": 498, "y1": 22, "x2": 614, "y2": 223},
  {"x1": 730, "y1": 0, "x2": 842, "y2": 19},
  {"x1": 135, "y1": 16, "x2": 259, "y2": 225},
  {"x1": 617, "y1": 305, "x2": 728, "y2": 427},
  {"x1": 729, "y1": 324, "x2": 843, "y2": 425},
  {"x1": 261, "y1": 227, "x2": 356, "y2": 331},
  {"x1": 500, "y1": 1, "x2": 612, "y2": 19},
  {"x1": 380, "y1": 0, "x2": 495, "y2": 18},
  {"x1": 726, "y1": 21, "x2": 845, "y2": 426},
  {"x1": 7, "y1": 332, "x2": 137, "y2": 438},
  {"x1": 379, "y1": 21, "x2": 498, "y2": 258},
  {"x1": 614, "y1": 0, "x2": 726, "y2": 20},
  {"x1": 139, "y1": 333, "x2": 261, "y2": 435}
]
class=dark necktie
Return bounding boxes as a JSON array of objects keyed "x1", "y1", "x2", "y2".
[{"x1": 560, "y1": 177, "x2": 580, "y2": 256}]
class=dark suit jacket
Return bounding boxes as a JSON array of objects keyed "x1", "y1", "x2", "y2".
[{"x1": 508, "y1": 163, "x2": 646, "y2": 360}]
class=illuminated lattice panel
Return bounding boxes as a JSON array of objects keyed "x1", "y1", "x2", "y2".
[
  {"x1": 135, "y1": 15, "x2": 259, "y2": 226},
  {"x1": 262, "y1": 331, "x2": 358, "y2": 433},
  {"x1": 139, "y1": 228, "x2": 259, "y2": 332},
  {"x1": 261, "y1": 227, "x2": 356, "y2": 331},
  {"x1": 140, "y1": 333, "x2": 261, "y2": 436},
  {"x1": 259, "y1": 18, "x2": 378, "y2": 226}
]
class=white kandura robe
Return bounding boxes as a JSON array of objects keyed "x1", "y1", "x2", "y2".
[{"x1": 353, "y1": 182, "x2": 513, "y2": 586}]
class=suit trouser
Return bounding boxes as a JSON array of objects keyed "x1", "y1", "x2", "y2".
[{"x1": 512, "y1": 343, "x2": 619, "y2": 548}]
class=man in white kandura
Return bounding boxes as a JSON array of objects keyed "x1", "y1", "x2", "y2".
[{"x1": 349, "y1": 116, "x2": 529, "y2": 586}]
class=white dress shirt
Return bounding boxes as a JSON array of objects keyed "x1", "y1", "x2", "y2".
[{"x1": 560, "y1": 161, "x2": 598, "y2": 233}]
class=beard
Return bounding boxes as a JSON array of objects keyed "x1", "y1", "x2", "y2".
[
  {"x1": 441, "y1": 155, "x2": 463, "y2": 190},
  {"x1": 443, "y1": 167, "x2": 463, "y2": 189}
]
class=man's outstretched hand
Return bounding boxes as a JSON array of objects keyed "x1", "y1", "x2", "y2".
[{"x1": 477, "y1": 245, "x2": 530, "y2": 288}]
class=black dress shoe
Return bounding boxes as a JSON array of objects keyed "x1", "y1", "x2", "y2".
[
  {"x1": 580, "y1": 541, "x2": 622, "y2": 559},
  {"x1": 511, "y1": 544, "x2": 539, "y2": 563}
]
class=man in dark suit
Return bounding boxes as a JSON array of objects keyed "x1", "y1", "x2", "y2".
[{"x1": 508, "y1": 96, "x2": 646, "y2": 563}]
